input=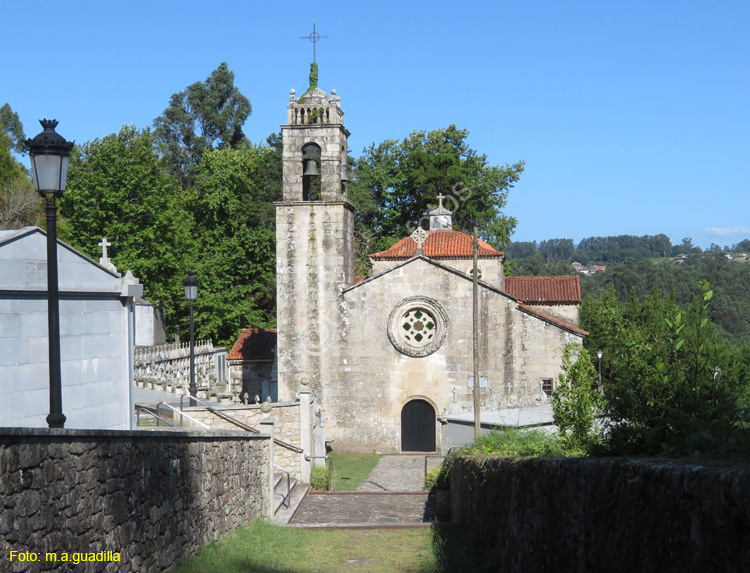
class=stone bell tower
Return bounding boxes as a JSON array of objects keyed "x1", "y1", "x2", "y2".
[{"x1": 275, "y1": 64, "x2": 355, "y2": 400}]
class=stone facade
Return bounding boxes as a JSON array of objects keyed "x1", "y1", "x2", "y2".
[
  {"x1": 0, "y1": 427, "x2": 269, "y2": 572},
  {"x1": 450, "y1": 456, "x2": 750, "y2": 572},
  {"x1": 273, "y1": 74, "x2": 584, "y2": 453}
]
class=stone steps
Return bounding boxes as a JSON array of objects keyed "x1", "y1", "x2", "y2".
[{"x1": 272, "y1": 471, "x2": 309, "y2": 525}]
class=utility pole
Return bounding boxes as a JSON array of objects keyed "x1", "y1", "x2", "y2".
[{"x1": 473, "y1": 227, "x2": 481, "y2": 439}]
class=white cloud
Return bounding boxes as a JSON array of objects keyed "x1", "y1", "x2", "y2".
[{"x1": 705, "y1": 227, "x2": 750, "y2": 237}]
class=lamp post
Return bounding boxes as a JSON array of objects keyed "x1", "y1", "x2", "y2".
[
  {"x1": 25, "y1": 120, "x2": 74, "y2": 429},
  {"x1": 597, "y1": 349, "x2": 603, "y2": 395},
  {"x1": 183, "y1": 273, "x2": 198, "y2": 406}
]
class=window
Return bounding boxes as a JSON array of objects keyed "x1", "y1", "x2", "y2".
[
  {"x1": 388, "y1": 296, "x2": 449, "y2": 358},
  {"x1": 542, "y1": 378, "x2": 553, "y2": 396}
]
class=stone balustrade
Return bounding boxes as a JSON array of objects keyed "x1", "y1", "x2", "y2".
[{"x1": 134, "y1": 341, "x2": 230, "y2": 400}]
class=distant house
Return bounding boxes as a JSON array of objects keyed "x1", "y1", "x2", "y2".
[
  {"x1": 0, "y1": 227, "x2": 143, "y2": 429},
  {"x1": 227, "y1": 328, "x2": 277, "y2": 402}
]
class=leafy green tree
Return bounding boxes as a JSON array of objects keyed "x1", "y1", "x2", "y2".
[
  {"x1": 350, "y1": 125, "x2": 523, "y2": 253},
  {"x1": 184, "y1": 143, "x2": 280, "y2": 346},
  {"x1": 0, "y1": 104, "x2": 26, "y2": 156},
  {"x1": 153, "y1": 63, "x2": 251, "y2": 186},
  {"x1": 552, "y1": 344, "x2": 602, "y2": 448},
  {"x1": 0, "y1": 131, "x2": 27, "y2": 186},
  {"x1": 582, "y1": 282, "x2": 750, "y2": 458},
  {"x1": 60, "y1": 125, "x2": 192, "y2": 329}
]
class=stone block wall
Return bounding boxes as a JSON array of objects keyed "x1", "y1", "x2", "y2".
[
  {"x1": 185, "y1": 401, "x2": 310, "y2": 479},
  {"x1": 450, "y1": 456, "x2": 750, "y2": 572},
  {"x1": 0, "y1": 428, "x2": 269, "y2": 572}
]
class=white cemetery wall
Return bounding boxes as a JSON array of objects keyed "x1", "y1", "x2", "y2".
[{"x1": 0, "y1": 295, "x2": 132, "y2": 430}]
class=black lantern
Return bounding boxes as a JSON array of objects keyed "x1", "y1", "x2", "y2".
[
  {"x1": 183, "y1": 273, "x2": 198, "y2": 301},
  {"x1": 27, "y1": 120, "x2": 74, "y2": 197},
  {"x1": 25, "y1": 119, "x2": 74, "y2": 429},
  {"x1": 183, "y1": 274, "x2": 199, "y2": 406}
]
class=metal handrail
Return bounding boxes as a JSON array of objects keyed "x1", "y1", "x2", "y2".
[
  {"x1": 274, "y1": 464, "x2": 291, "y2": 509},
  {"x1": 305, "y1": 455, "x2": 333, "y2": 492},
  {"x1": 156, "y1": 402, "x2": 209, "y2": 429},
  {"x1": 179, "y1": 394, "x2": 304, "y2": 453},
  {"x1": 180, "y1": 394, "x2": 261, "y2": 434},
  {"x1": 135, "y1": 407, "x2": 175, "y2": 428}
]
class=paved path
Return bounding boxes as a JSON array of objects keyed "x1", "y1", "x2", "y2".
[
  {"x1": 356, "y1": 454, "x2": 428, "y2": 493},
  {"x1": 289, "y1": 454, "x2": 448, "y2": 527},
  {"x1": 289, "y1": 492, "x2": 435, "y2": 527}
]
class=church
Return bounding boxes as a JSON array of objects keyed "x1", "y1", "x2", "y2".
[{"x1": 251, "y1": 69, "x2": 586, "y2": 453}]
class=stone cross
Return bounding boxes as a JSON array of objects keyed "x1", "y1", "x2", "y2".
[
  {"x1": 411, "y1": 227, "x2": 428, "y2": 256},
  {"x1": 437, "y1": 193, "x2": 445, "y2": 209},
  {"x1": 98, "y1": 237, "x2": 111, "y2": 264},
  {"x1": 98, "y1": 237, "x2": 118, "y2": 273}
]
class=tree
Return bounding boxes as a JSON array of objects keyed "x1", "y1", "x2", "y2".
[
  {"x1": 350, "y1": 125, "x2": 523, "y2": 253},
  {"x1": 0, "y1": 131, "x2": 27, "y2": 186},
  {"x1": 581, "y1": 282, "x2": 750, "y2": 458},
  {"x1": 185, "y1": 143, "x2": 280, "y2": 346},
  {"x1": 0, "y1": 104, "x2": 26, "y2": 156},
  {"x1": 60, "y1": 126, "x2": 192, "y2": 331},
  {"x1": 0, "y1": 178, "x2": 42, "y2": 229},
  {"x1": 153, "y1": 63, "x2": 251, "y2": 186},
  {"x1": 552, "y1": 344, "x2": 602, "y2": 448}
]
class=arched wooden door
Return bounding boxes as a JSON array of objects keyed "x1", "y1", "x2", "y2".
[{"x1": 401, "y1": 399, "x2": 436, "y2": 452}]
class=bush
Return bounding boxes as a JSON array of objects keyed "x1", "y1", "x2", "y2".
[
  {"x1": 309, "y1": 463, "x2": 328, "y2": 491},
  {"x1": 464, "y1": 427, "x2": 580, "y2": 457}
]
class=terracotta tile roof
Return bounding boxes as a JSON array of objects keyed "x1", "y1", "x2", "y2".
[
  {"x1": 369, "y1": 229, "x2": 505, "y2": 260},
  {"x1": 227, "y1": 328, "x2": 277, "y2": 361},
  {"x1": 518, "y1": 304, "x2": 588, "y2": 337},
  {"x1": 505, "y1": 276, "x2": 581, "y2": 305}
]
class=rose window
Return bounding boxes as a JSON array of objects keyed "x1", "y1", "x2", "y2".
[
  {"x1": 388, "y1": 297, "x2": 449, "y2": 357},
  {"x1": 401, "y1": 309, "x2": 437, "y2": 346}
]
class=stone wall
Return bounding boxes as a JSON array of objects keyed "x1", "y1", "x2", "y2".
[
  {"x1": 228, "y1": 360, "x2": 274, "y2": 400},
  {"x1": 0, "y1": 428, "x2": 269, "y2": 572},
  {"x1": 450, "y1": 456, "x2": 750, "y2": 572},
  {"x1": 184, "y1": 401, "x2": 313, "y2": 480}
]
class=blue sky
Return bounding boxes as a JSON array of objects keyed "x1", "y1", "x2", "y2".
[{"x1": 4, "y1": 0, "x2": 748, "y2": 249}]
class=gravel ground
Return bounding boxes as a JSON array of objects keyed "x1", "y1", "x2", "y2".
[{"x1": 356, "y1": 454, "x2": 431, "y2": 492}]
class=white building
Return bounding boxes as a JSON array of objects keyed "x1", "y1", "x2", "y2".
[{"x1": 0, "y1": 227, "x2": 142, "y2": 429}]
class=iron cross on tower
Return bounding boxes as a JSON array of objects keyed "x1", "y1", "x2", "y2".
[{"x1": 300, "y1": 21, "x2": 328, "y2": 63}]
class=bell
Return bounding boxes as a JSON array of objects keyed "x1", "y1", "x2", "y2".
[{"x1": 303, "y1": 159, "x2": 319, "y2": 177}]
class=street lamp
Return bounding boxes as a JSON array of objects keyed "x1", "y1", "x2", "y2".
[
  {"x1": 25, "y1": 120, "x2": 74, "y2": 429},
  {"x1": 183, "y1": 273, "x2": 199, "y2": 406},
  {"x1": 597, "y1": 349, "x2": 604, "y2": 395}
]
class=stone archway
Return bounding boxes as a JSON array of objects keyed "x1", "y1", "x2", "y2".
[{"x1": 401, "y1": 399, "x2": 436, "y2": 452}]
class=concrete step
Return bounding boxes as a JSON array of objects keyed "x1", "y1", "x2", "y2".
[{"x1": 273, "y1": 483, "x2": 310, "y2": 525}]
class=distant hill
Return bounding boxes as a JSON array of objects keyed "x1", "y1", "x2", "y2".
[{"x1": 506, "y1": 234, "x2": 750, "y2": 345}]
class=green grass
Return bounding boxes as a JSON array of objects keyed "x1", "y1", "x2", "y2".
[
  {"x1": 175, "y1": 521, "x2": 486, "y2": 573},
  {"x1": 326, "y1": 452, "x2": 381, "y2": 491}
]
